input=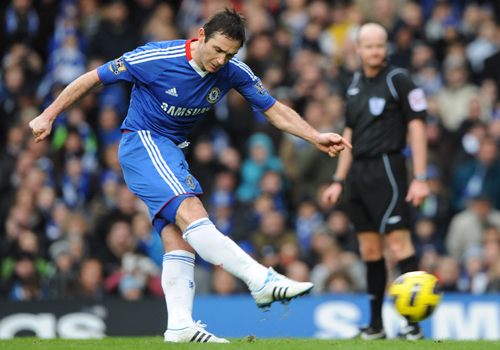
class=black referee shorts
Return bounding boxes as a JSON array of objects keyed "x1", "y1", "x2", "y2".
[{"x1": 348, "y1": 152, "x2": 409, "y2": 234}]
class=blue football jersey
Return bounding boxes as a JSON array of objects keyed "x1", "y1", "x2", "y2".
[{"x1": 97, "y1": 39, "x2": 276, "y2": 144}]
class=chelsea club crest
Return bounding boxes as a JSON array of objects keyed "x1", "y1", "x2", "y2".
[
  {"x1": 186, "y1": 175, "x2": 196, "y2": 189},
  {"x1": 206, "y1": 87, "x2": 221, "y2": 103}
]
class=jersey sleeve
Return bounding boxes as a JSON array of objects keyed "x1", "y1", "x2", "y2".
[
  {"x1": 97, "y1": 56, "x2": 135, "y2": 85},
  {"x1": 230, "y1": 59, "x2": 276, "y2": 112},
  {"x1": 97, "y1": 42, "x2": 176, "y2": 86},
  {"x1": 391, "y1": 72, "x2": 427, "y2": 123},
  {"x1": 122, "y1": 42, "x2": 173, "y2": 84}
]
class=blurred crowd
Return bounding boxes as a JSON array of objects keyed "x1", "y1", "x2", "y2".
[{"x1": 1, "y1": 0, "x2": 500, "y2": 302}]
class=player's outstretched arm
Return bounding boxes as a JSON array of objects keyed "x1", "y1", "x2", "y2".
[
  {"x1": 262, "y1": 101, "x2": 352, "y2": 157},
  {"x1": 30, "y1": 69, "x2": 103, "y2": 143}
]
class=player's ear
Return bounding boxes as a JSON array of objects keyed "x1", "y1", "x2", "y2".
[{"x1": 199, "y1": 28, "x2": 205, "y2": 43}]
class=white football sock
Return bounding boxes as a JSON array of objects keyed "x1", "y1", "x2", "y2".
[
  {"x1": 183, "y1": 218, "x2": 268, "y2": 291},
  {"x1": 162, "y1": 250, "x2": 195, "y2": 330}
]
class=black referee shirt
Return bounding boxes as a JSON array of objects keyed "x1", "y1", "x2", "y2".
[{"x1": 344, "y1": 64, "x2": 427, "y2": 160}]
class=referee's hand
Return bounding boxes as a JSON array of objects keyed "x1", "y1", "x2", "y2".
[
  {"x1": 406, "y1": 179, "x2": 430, "y2": 207},
  {"x1": 323, "y1": 182, "x2": 343, "y2": 206},
  {"x1": 316, "y1": 133, "x2": 352, "y2": 157}
]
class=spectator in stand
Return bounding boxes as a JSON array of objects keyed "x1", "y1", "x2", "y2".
[
  {"x1": 60, "y1": 156, "x2": 92, "y2": 210},
  {"x1": 188, "y1": 137, "x2": 224, "y2": 207},
  {"x1": 132, "y1": 212, "x2": 163, "y2": 268},
  {"x1": 451, "y1": 137, "x2": 500, "y2": 212},
  {"x1": 413, "y1": 165, "x2": 451, "y2": 234},
  {"x1": 487, "y1": 257, "x2": 500, "y2": 292},
  {"x1": 94, "y1": 185, "x2": 138, "y2": 246},
  {"x1": 285, "y1": 260, "x2": 310, "y2": 283},
  {"x1": 412, "y1": 218, "x2": 445, "y2": 261},
  {"x1": 47, "y1": 240, "x2": 79, "y2": 299},
  {"x1": 1, "y1": 0, "x2": 40, "y2": 52},
  {"x1": 212, "y1": 269, "x2": 239, "y2": 295},
  {"x1": 88, "y1": 0, "x2": 139, "y2": 61},
  {"x1": 325, "y1": 270, "x2": 355, "y2": 293},
  {"x1": 457, "y1": 245, "x2": 489, "y2": 294},
  {"x1": 325, "y1": 210, "x2": 358, "y2": 254},
  {"x1": 5, "y1": 251, "x2": 47, "y2": 301},
  {"x1": 112, "y1": 252, "x2": 161, "y2": 300},
  {"x1": 437, "y1": 54, "x2": 481, "y2": 132},
  {"x1": 97, "y1": 106, "x2": 122, "y2": 147},
  {"x1": 77, "y1": 258, "x2": 104, "y2": 299},
  {"x1": 434, "y1": 256, "x2": 460, "y2": 292},
  {"x1": 251, "y1": 210, "x2": 297, "y2": 264},
  {"x1": 96, "y1": 220, "x2": 136, "y2": 277},
  {"x1": 260, "y1": 170, "x2": 287, "y2": 213},
  {"x1": 465, "y1": 20, "x2": 498, "y2": 75},
  {"x1": 446, "y1": 195, "x2": 500, "y2": 263},
  {"x1": 295, "y1": 200, "x2": 323, "y2": 253},
  {"x1": 483, "y1": 227, "x2": 500, "y2": 291},
  {"x1": 237, "y1": 133, "x2": 283, "y2": 203},
  {"x1": 209, "y1": 190, "x2": 236, "y2": 238}
]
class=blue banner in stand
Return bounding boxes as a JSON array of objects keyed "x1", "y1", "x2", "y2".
[
  {"x1": 0, "y1": 294, "x2": 499, "y2": 339},
  {"x1": 192, "y1": 293, "x2": 500, "y2": 340}
]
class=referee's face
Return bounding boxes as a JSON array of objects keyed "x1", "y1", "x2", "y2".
[
  {"x1": 199, "y1": 31, "x2": 241, "y2": 73},
  {"x1": 355, "y1": 30, "x2": 387, "y2": 70}
]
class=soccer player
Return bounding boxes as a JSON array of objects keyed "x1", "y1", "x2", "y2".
[
  {"x1": 323, "y1": 23, "x2": 430, "y2": 340},
  {"x1": 30, "y1": 8, "x2": 351, "y2": 343}
]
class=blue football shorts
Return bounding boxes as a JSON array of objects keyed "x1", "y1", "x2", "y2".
[{"x1": 118, "y1": 130, "x2": 203, "y2": 234}]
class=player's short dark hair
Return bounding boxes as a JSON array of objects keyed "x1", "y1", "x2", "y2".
[{"x1": 203, "y1": 6, "x2": 247, "y2": 46}]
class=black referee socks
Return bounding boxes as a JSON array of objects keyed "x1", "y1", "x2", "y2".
[
  {"x1": 397, "y1": 255, "x2": 418, "y2": 274},
  {"x1": 366, "y1": 258, "x2": 387, "y2": 329}
]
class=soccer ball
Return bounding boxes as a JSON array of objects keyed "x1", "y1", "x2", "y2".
[{"x1": 388, "y1": 271, "x2": 443, "y2": 322}]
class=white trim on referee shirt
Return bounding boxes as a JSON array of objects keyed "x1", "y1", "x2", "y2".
[{"x1": 386, "y1": 69, "x2": 407, "y2": 101}]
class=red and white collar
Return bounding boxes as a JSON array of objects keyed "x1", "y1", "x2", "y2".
[{"x1": 185, "y1": 38, "x2": 209, "y2": 78}]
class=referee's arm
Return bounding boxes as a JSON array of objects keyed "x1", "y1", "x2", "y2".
[
  {"x1": 29, "y1": 70, "x2": 103, "y2": 143},
  {"x1": 406, "y1": 118, "x2": 430, "y2": 206},
  {"x1": 392, "y1": 73, "x2": 430, "y2": 207},
  {"x1": 323, "y1": 127, "x2": 353, "y2": 205},
  {"x1": 263, "y1": 101, "x2": 352, "y2": 157}
]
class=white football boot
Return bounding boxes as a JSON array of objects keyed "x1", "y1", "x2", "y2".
[
  {"x1": 164, "y1": 320, "x2": 229, "y2": 343},
  {"x1": 251, "y1": 267, "x2": 314, "y2": 308}
]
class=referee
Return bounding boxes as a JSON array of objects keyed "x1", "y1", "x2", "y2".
[{"x1": 324, "y1": 23, "x2": 430, "y2": 340}]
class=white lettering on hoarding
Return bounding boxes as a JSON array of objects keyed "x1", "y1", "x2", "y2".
[
  {"x1": 0, "y1": 313, "x2": 105, "y2": 339},
  {"x1": 0, "y1": 313, "x2": 56, "y2": 339},
  {"x1": 433, "y1": 302, "x2": 500, "y2": 340},
  {"x1": 313, "y1": 301, "x2": 361, "y2": 339}
]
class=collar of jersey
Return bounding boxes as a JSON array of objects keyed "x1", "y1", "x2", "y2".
[
  {"x1": 186, "y1": 38, "x2": 209, "y2": 78},
  {"x1": 361, "y1": 63, "x2": 390, "y2": 81}
]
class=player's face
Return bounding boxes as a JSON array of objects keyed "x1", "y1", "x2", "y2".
[
  {"x1": 199, "y1": 31, "x2": 241, "y2": 73},
  {"x1": 355, "y1": 33, "x2": 387, "y2": 69}
]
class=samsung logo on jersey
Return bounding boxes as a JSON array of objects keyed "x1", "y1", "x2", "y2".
[{"x1": 160, "y1": 103, "x2": 211, "y2": 116}]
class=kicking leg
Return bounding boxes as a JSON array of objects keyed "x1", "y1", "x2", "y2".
[{"x1": 177, "y1": 196, "x2": 313, "y2": 307}]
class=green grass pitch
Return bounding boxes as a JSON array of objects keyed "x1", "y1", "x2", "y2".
[{"x1": 0, "y1": 338, "x2": 499, "y2": 350}]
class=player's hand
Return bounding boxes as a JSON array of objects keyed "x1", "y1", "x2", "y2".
[
  {"x1": 322, "y1": 182, "x2": 344, "y2": 205},
  {"x1": 29, "y1": 113, "x2": 54, "y2": 143},
  {"x1": 315, "y1": 133, "x2": 353, "y2": 157},
  {"x1": 405, "y1": 179, "x2": 430, "y2": 207}
]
